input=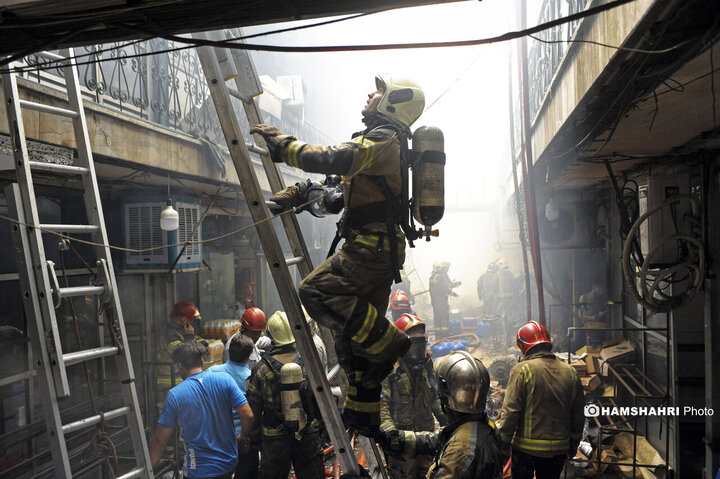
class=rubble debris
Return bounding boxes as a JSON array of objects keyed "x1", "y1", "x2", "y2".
[{"x1": 611, "y1": 432, "x2": 666, "y2": 479}]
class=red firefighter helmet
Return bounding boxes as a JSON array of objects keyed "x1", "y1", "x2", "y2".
[
  {"x1": 516, "y1": 320, "x2": 551, "y2": 356},
  {"x1": 395, "y1": 313, "x2": 425, "y2": 335},
  {"x1": 389, "y1": 290, "x2": 411, "y2": 312},
  {"x1": 171, "y1": 301, "x2": 200, "y2": 326},
  {"x1": 241, "y1": 307, "x2": 266, "y2": 332}
]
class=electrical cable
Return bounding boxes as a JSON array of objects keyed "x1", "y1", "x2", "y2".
[
  {"x1": 621, "y1": 194, "x2": 705, "y2": 312},
  {"x1": 0, "y1": 0, "x2": 185, "y2": 29},
  {"x1": 1, "y1": 0, "x2": 639, "y2": 73},
  {"x1": 528, "y1": 34, "x2": 691, "y2": 55},
  {"x1": 0, "y1": 131, "x2": 401, "y2": 254},
  {"x1": 0, "y1": 10, "x2": 385, "y2": 69},
  {"x1": 155, "y1": 0, "x2": 640, "y2": 54}
]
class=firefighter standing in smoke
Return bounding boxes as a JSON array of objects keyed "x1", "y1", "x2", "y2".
[
  {"x1": 498, "y1": 321, "x2": 585, "y2": 479},
  {"x1": 250, "y1": 74, "x2": 428, "y2": 432},
  {"x1": 429, "y1": 262, "x2": 460, "y2": 336},
  {"x1": 379, "y1": 314, "x2": 446, "y2": 479}
]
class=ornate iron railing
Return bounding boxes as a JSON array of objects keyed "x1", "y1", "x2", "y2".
[
  {"x1": 528, "y1": 0, "x2": 590, "y2": 121},
  {"x1": 18, "y1": 36, "x2": 335, "y2": 169}
]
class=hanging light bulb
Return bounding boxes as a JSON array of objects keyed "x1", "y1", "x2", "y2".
[
  {"x1": 160, "y1": 199, "x2": 179, "y2": 231},
  {"x1": 161, "y1": 173, "x2": 179, "y2": 231}
]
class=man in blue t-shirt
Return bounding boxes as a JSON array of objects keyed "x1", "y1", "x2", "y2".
[
  {"x1": 150, "y1": 341, "x2": 254, "y2": 479},
  {"x1": 208, "y1": 334, "x2": 257, "y2": 479}
]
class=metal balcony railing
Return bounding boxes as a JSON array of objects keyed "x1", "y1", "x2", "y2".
[
  {"x1": 16, "y1": 35, "x2": 335, "y2": 163},
  {"x1": 528, "y1": 0, "x2": 590, "y2": 120}
]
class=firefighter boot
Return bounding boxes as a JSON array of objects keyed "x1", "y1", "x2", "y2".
[
  {"x1": 342, "y1": 369, "x2": 382, "y2": 437},
  {"x1": 344, "y1": 301, "x2": 410, "y2": 390}
]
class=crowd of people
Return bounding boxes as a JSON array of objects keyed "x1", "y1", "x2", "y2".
[
  {"x1": 152, "y1": 298, "x2": 585, "y2": 479},
  {"x1": 150, "y1": 75, "x2": 587, "y2": 479}
]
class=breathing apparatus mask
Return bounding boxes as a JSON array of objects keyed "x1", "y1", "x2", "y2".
[{"x1": 406, "y1": 335, "x2": 427, "y2": 365}]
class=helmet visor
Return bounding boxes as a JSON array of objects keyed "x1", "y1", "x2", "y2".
[{"x1": 406, "y1": 336, "x2": 427, "y2": 362}]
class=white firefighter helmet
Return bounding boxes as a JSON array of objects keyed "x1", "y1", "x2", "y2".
[{"x1": 375, "y1": 74, "x2": 425, "y2": 128}]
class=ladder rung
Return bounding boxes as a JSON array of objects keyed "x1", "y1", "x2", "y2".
[
  {"x1": 36, "y1": 51, "x2": 66, "y2": 62},
  {"x1": 61, "y1": 406, "x2": 130, "y2": 434},
  {"x1": 63, "y1": 346, "x2": 119, "y2": 367},
  {"x1": 19, "y1": 99, "x2": 79, "y2": 118},
  {"x1": 114, "y1": 467, "x2": 147, "y2": 479},
  {"x1": 328, "y1": 364, "x2": 341, "y2": 381},
  {"x1": 57, "y1": 285, "x2": 105, "y2": 299},
  {"x1": 228, "y1": 87, "x2": 248, "y2": 102},
  {"x1": 29, "y1": 161, "x2": 89, "y2": 175},
  {"x1": 246, "y1": 142, "x2": 268, "y2": 156},
  {"x1": 39, "y1": 224, "x2": 99, "y2": 234},
  {"x1": 285, "y1": 255, "x2": 305, "y2": 266}
]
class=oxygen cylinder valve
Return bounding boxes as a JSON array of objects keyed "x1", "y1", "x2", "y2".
[
  {"x1": 280, "y1": 362, "x2": 307, "y2": 440},
  {"x1": 424, "y1": 229, "x2": 440, "y2": 241}
]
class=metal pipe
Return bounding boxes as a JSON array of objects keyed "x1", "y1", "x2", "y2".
[
  {"x1": 61, "y1": 406, "x2": 130, "y2": 434},
  {"x1": 228, "y1": 87, "x2": 250, "y2": 103},
  {"x1": 114, "y1": 466, "x2": 147, "y2": 479},
  {"x1": 285, "y1": 256, "x2": 305, "y2": 266},
  {"x1": 28, "y1": 161, "x2": 88, "y2": 175},
  {"x1": 327, "y1": 364, "x2": 341, "y2": 382},
  {"x1": 39, "y1": 224, "x2": 99, "y2": 233},
  {"x1": 246, "y1": 142, "x2": 269, "y2": 156},
  {"x1": 36, "y1": 50, "x2": 65, "y2": 61},
  {"x1": 63, "y1": 346, "x2": 118, "y2": 366},
  {"x1": 19, "y1": 99, "x2": 79, "y2": 118},
  {"x1": 567, "y1": 326, "x2": 668, "y2": 332},
  {"x1": 57, "y1": 285, "x2": 105, "y2": 299}
]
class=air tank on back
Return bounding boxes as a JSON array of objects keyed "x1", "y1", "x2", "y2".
[{"x1": 411, "y1": 126, "x2": 445, "y2": 239}]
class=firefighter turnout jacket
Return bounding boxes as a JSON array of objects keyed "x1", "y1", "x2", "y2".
[
  {"x1": 426, "y1": 415, "x2": 504, "y2": 479},
  {"x1": 380, "y1": 414, "x2": 503, "y2": 479},
  {"x1": 272, "y1": 124, "x2": 406, "y2": 262},
  {"x1": 497, "y1": 350, "x2": 585, "y2": 457},
  {"x1": 156, "y1": 324, "x2": 208, "y2": 396},
  {"x1": 381, "y1": 359, "x2": 445, "y2": 433}
]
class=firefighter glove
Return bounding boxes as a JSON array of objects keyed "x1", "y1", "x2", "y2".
[
  {"x1": 269, "y1": 180, "x2": 312, "y2": 211},
  {"x1": 375, "y1": 429, "x2": 404, "y2": 458},
  {"x1": 249, "y1": 124, "x2": 296, "y2": 163}
]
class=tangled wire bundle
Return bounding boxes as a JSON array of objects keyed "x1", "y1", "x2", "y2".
[{"x1": 622, "y1": 194, "x2": 705, "y2": 313}]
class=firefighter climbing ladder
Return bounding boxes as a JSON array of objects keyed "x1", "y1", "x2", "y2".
[
  {"x1": 193, "y1": 31, "x2": 361, "y2": 476},
  {"x1": 1, "y1": 51, "x2": 152, "y2": 478}
]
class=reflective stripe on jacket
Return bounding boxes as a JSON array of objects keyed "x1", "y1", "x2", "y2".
[
  {"x1": 497, "y1": 350, "x2": 585, "y2": 457},
  {"x1": 380, "y1": 359, "x2": 442, "y2": 433}
]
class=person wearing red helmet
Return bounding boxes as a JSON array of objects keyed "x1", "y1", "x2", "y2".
[
  {"x1": 497, "y1": 321, "x2": 585, "y2": 479},
  {"x1": 157, "y1": 302, "x2": 209, "y2": 401},
  {"x1": 223, "y1": 307, "x2": 271, "y2": 369},
  {"x1": 155, "y1": 302, "x2": 209, "y2": 464},
  {"x1": 379, "y1": 314, "x2": 446, "y2": 479},
  {"x1": 389, "y1": 289, "x2": 413, "y2": 321}
]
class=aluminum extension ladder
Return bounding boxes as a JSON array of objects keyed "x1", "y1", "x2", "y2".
[
  {"x1": 1, "y1": 50, "x2": 152, "y2": 478},
  {"x1": 193, "y1": 31, "x2": 361, "y2": 476}
]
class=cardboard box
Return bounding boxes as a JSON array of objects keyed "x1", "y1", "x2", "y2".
[
  {"x1": 600, "y1": 382, "x2": 617, "y2": 397},
  {"x1": 600, "y1": 338, "x2": 635, "y2": 364},
  {"x1": 575, "y1": 345, "x2": 600, "y2": 355},
  {"x1": 571, "y1": 359, "x2": 588, "y2": 376},
  {"x1": 599, "y1": 448, "x2": 618, "y2": 473},
  {"x1": 581, "y1": 374, "x2": 602, "y2": 391},
  {"x1": 586, "y1": 354, "x2": 600, "y2": 375}
]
